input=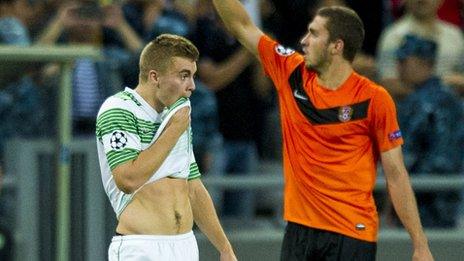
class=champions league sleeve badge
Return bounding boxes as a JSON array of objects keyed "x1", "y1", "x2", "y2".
[
  {"x1": 338, "y1": 106, "x2": 353, "y2": 122},
  {"x1": 110, "y1": 131, "x2": 128, "y2": 150},
  {"x1": 275, "y1": 44, "x2": 295, "y2": 56}
]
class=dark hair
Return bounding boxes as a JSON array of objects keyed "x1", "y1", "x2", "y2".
[
  {"x1": 316, "y1": 6, "x2": 364, "y2": 62},
  {"x1": 139, "y1": 34, "x2": 199, "y2": 83}
]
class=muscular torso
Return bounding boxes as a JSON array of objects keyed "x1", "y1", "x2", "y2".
[{"x1": 116, "y1": 178, "x2": 193, "y2": 235}]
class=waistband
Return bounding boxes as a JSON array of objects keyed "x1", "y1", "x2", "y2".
[{"x1": 111, "y1": 231, "x2": 194, "y2": 242}]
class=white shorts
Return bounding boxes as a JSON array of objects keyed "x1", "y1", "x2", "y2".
[{"x1": 108, "y1": 231, "x2": 198, "y2": 261}]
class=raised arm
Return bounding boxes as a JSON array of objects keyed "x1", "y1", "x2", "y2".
[
  {"x1": 381, "y1": 146, "x2": 433, "y2": 261},
  {"x1": 212, "y1": 0, "x2": 264, "y2": 56}
]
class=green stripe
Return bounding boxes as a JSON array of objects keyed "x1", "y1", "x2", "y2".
[
  {"x1": 167, "y1": 97, "x2": 188, "y2": 114},
  {"x1": 97, "y1": 108, "x2": 135, "y2": 123},
  {"x1": 188, "y1": 162, "x2": 201, "y2": 180},
  {"x1": 115, "y1": 91, "x2": 142, "y2": 106},
  {"x1": 96, "y1": 108, "x2": 160, "y2": 143},
  {"x1": 107, "y1": 148, "x2": 140, "y2": 170}
]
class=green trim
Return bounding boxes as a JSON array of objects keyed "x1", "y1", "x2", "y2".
[
  {"x1": 167, "y1": 97, "x2": 188, "y2": 114},
  {"x1": 107, "y1": 148, "x2": 140, "y2": 170},
  {"x1": 115, "y1": 91, "x2": 142, "y2": 106},
  {"x1": 188, "y1": 162, "x2": 201, "y2": 180}
]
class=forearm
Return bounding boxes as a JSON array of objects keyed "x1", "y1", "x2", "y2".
[
  {"x1": 115, "y1": 21, "x2": 143, "y2": 53},
  {"x1": 387, "y1": 168, "x2": 428, "y2": 248},
  {"x1": 201, "y1": 48, "x2": 252, "y2": 90},
  {"x1": 212, "y1": 0, "x2": 253, "y2": 37},
  {"x1": 114, "y1": 125, "x2": 184, "y2": 192},
  {"x1": 36, "y1": 17, "x2": 64, "y2": 45},
  {"x1": 190, "y1": 181, "x2": 234, "y2": 253}
]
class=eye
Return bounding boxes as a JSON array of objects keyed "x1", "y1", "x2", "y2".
[{"x1": 181, "y1": 74, "x2": 189, "y2": 80}]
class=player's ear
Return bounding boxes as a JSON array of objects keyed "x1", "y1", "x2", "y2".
[
  {"x1": 148, "y1": 70, "x2": 160, "y2": 85},
  {"x1": 331, "y1": 39, "x2": 344, "y2": 55}
]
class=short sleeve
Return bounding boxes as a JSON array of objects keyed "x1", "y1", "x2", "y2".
[
  {"x1": 187, "y1": 153, "x2": 201, "y2": 180},
  {"x1": 258, "y1": 35, "x2": 304, "y2": 91},
  {"x1": 96, "y1": 107, "x2": 142, "y2": 170},
  {"x1": 370, "y1": 88, "x2": 404, "y2": 152}
]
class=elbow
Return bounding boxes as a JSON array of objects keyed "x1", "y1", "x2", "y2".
[
  {"x1": 113, "y1": 170, "x2": 140, "y2": 194},
  {"x1": 114, "y1": 178, "x2": 138, "y2": 194},
  {"x1": 115, "y1": 181, "x2": 137, "y2": 194}
]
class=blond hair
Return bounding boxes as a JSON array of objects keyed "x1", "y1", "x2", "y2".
[{"x1": 139, "y1": 34, "x2": 199, "y2": 83}]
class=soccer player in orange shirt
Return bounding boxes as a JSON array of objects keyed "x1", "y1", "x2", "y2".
[{"x1": 212, "y1": 0, "x2": 434, "y2": 260}]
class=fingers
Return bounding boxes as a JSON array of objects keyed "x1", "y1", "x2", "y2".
[{"x1": 165, "y1": 106, "x2": 191, "y2": 134}]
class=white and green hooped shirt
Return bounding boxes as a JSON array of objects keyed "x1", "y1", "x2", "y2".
[{"x1": 96, "y1": 87, "x2": 201, "y2": 218}]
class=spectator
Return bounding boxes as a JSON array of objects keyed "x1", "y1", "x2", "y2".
[
  {"x1": 119, "y1": 0, "x2": 192, "y2": 87},
  {"x1": 0, "y1": 0, "x2": 43, "y2": 151},
  {"x1": 377, "y1": 0, "x2": 464, "y2": 100},
  {"x1": 189, "y1": 81, "x2": 222, "y2": 175},
  {"x1": 37, "y1": 1, "x2": 142, "y2": 136},
  {"x1": 396, "y1": 34, "x2": 464, "y2": 228},
  {"x1": 193, "y1": 4, "x2": 270, "y2": 219},
  {"x1": 388, "y1": 0, "x2": 463, "y2": 27}
]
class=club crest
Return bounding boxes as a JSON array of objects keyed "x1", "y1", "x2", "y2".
[{"x1": 338, "y1": 106, "x2": 353, "y2": 122}]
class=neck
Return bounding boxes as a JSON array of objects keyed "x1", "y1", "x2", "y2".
[
  {"x1": 411, "y1": 13, "x2": 437, "y2": 25},
  {"x1": 135, "y1": 83, "x2": 165, "y2": 112},
  {"x1": 316, "y1": 59, "x2": 353, "y2": 90}
]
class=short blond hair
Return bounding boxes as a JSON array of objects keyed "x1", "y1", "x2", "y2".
[{"x1": 139, "y1": 34, "x2": 199, "y2": 83}]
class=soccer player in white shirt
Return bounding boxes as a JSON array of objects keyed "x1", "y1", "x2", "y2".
[{"x1": 96, "y1": 34, "x2": 237, "y2": 261}]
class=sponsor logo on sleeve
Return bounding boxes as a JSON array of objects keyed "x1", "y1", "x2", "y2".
[
  {"x1": 275, "y1": 45, "x2": 295, "y2": 56},
  {"x1": 110, "y1": 131, "x2": 128, "y2": 150},
  {"x1": 388, "y1": 130, "x2": 402, "y2": 141}
]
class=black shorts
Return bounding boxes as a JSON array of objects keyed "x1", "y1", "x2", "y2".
[{"x1": 280, "y1": 222, "x2": 376, "y2": 261}]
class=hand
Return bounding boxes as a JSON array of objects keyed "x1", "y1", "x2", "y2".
[
  {"x1": 55, "y1": 3, "x2": 81, "y2": 28},
  {"x1": 57, "y1": 3, "x2": 101, "y2": 28},
  {"x1": 220, "y1": 250, "x2": 237, "y2": 261},
  {"x1": 412, "y1": 246, "x2": 434, "y2": 261},
  {"x1": 166, "y1": 107, "x2": 191, "y2": 136}
]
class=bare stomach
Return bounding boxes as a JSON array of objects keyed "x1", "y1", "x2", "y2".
[{"x1": 116, "y1": 178, "x2": 193, "y2": 235}]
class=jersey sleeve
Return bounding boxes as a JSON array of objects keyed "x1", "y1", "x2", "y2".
[
  {"x1": 257, "y1": 35, "x2": 304, "y2": 91},
  {"x1": 369, "y1": 87, "x2": 404, "y2": 152},
  {"x1": 96, "y1": 102, "x2": 142, "y2": 171}
]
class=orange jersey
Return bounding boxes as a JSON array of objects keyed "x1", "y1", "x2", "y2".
[{"x1": 258, "y1": 35, "x2": 403, "y2": 242}]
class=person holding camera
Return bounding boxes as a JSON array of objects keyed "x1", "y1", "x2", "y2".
[{"x1": 37, "y1": 0, "x2": 143, "y2": 136}]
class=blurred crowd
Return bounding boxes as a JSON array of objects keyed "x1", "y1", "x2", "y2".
[{"x1": 1, "y1": 0, "x2": 464, "y2": 257}]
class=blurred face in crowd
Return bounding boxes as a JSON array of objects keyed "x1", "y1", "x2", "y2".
[
  {"x1": 397, "y1": 56, "x2": 433, "y2": 86},
  {"x1": 300, "y1": 16, "x2": 333, "y2": 73},
  {"x1": 154, "y1": 57, "x2": 197, "y2": 107},
  {"x1": 405, "y1": 0, "x2": 443, "y2": 20},
  {"x1": 68, "y1": 22, "x2": 102, "y2": 44}
]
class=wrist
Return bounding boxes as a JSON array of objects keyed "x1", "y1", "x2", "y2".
[
  {"x1": 219, "y1": 242, "x2": 234, "y2": 254},
  {"x1": 412, "y1": 233, "x2": 429, "y2": 249}
]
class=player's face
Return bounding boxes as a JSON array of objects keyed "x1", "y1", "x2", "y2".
[
  {"x1": 405, "y1": 0, "x2": 442, "y2": 19},
  {"x1": 156, "y1": 56, "x2": 197, "y2": 107},
  {"x1": 300, "y1": 16, "x2": 332, "y2": 73}
]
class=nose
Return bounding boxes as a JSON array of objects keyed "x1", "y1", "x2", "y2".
[
  {"x1": 190, "y1": 79, "x2": 196, "y2": 92},
  {"x1": 300, "y1": 34, "x2": 309, "y2": 48}
]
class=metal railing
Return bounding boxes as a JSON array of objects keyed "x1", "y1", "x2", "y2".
[{"x1": 3, "y1": 138, "x2": 464, "y2": 261}]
